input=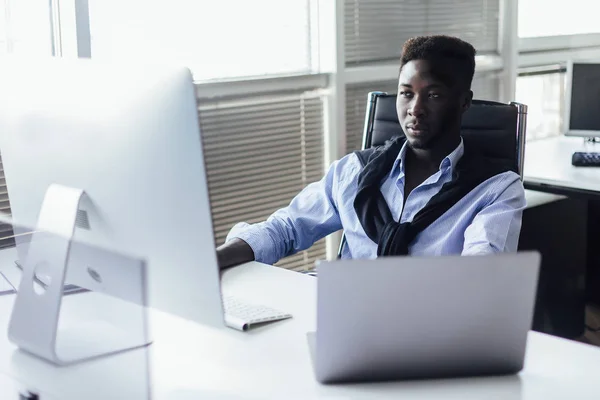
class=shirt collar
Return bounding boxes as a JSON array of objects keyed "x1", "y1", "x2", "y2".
[{"x1": 391, "y1": 137, "x2": 464, "y2": 177}]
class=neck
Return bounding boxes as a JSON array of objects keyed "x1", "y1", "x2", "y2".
[{"x1": 407, "y1": 133, "x2": 461, "y2": 172}]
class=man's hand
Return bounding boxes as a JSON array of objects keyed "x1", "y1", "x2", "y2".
[{"x1": 216, "y1": 238, "x2": 255, "y2": 269}]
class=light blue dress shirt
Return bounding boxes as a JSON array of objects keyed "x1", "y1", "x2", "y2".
[{"x1": 226, "y1": 139, "x2": 526, "y2": 265}]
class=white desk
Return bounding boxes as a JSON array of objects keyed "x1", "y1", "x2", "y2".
[
  {"x1": 0, "y1": 248, "x2": 600, "y2": 399},
  {"x1": 524, "y1": 189, "x2": 566, "y2": 208},
  {"x1": 525, "y1": 135, "x2": 600, "y2": 195}
]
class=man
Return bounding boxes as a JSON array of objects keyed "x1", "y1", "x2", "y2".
[{"x1": 217, "y1": 35, "x2": 526, "y2": 269}]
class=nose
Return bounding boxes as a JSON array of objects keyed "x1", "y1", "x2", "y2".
[{"x1": 408, "y1": 95, "x2": 426, "y2": 118}]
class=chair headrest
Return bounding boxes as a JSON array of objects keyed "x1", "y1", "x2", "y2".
[{"x1": 369, "y1": 95, "x2": 518, "y2": 167}]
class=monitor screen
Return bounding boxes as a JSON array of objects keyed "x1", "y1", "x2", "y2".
[{"x1": 567, "y1": 62, "x2": 600, "y2": 136}]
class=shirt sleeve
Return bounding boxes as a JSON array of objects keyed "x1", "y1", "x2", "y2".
[
  {"x1": 225, "y1": 157, "x2": 351, "y2": 265},
  {"x1": 462, "y1": 173, "x2": 527, "y2": 255}
]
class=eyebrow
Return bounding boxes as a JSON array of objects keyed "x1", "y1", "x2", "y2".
[{"x1": 399, "y1": 83, "x2": 445, "y2": 89}]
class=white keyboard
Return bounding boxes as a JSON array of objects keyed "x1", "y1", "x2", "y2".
[{"x1": 223, "y1": 295, "x2": 292, "y2": 332}]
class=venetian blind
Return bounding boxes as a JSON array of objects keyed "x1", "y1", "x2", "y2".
[
  {"x1": 344, "y1": 0, "x2": 500, "y2": 66},
  {"x1": 198, "y1": 91, "x2": 327, "y2": 271}
]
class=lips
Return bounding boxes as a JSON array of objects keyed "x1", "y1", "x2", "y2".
[{"x1": 406, "y1": 123, "x2": 428, "y2": 134}]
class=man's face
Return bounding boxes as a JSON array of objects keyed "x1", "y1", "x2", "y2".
[{"x1": 396, "y1": 59, "x2": 471, "y2": 150}]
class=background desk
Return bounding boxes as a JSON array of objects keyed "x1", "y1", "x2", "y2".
[
  {"x1": 0, "y1": 249, "x2": 599, "y2": 399},
  {"x1": 524, "y1": 135, "x2": 600, "y2": 197},
  {"x1": 523, "y1": 136, "x2": 600, "y2": 336}
]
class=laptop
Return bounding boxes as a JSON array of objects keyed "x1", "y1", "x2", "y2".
[{"x1": 307, "y1": 251, "x2": 541, "y2": 384}]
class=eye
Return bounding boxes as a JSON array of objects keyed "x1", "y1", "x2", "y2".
[
  {"x1": 428, "y1": 93, "x2": 441, "y2": 99},
  {"x1": 399, "y1": 91, "x2": 413, "y2": 99}
]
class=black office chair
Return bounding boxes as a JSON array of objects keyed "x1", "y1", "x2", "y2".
[{"x1": 338, "y1": 91, "x2": 528, "y2": 258}]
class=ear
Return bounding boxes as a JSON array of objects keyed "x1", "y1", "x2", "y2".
[{"x1": 461, "y1": 90, "x2": 473, "y2": 113}]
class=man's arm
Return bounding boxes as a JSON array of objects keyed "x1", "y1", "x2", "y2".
[
  {"x1": 462, "y1": 174, "x2": 527, "y2": 255},
  {"x1": 217, "y1": 157, "x2": 353, "y2": 268}
]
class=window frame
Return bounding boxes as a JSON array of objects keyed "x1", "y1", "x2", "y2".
[{"x1": 520, "y1": 33, "x2": 600, "y2": 54}]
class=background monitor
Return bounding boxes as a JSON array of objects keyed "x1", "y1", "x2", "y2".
[
  {"x1": 0, "y1": 57, "x2": 224, "y2": 328},
  {"x1": 565, "y1": 60, "x2": 600, "y2": 138}
]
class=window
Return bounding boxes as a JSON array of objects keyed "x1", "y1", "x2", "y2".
[
  {"x1": 519, "y1": 0, "x2": 600, "y2": 38},
  {"x1": 85, "y1": 0, "x2": 325, "y2": 269},
  {"x1": 0, "y1": 0, "x2": 52, "y2": 248},
  {"x1": 87, "y1": 0, "x2": 313, "y2": 81},
  {"x1": 515, "y1": 68, "x2": 564, "y2": 141},
  {"x1": 0, "y1": 0, "x2": 51, "y2": 55},
  {"x1": 199, "y1": 89, "x2": 326, "y2": 270}
]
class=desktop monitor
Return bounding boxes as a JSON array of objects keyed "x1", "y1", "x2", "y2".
[
  {"x1": 0, "y1": 57, "x2": 224, "y2": 328},
  {"x1": 565, "y1": 60, "x2": 600, "y2": 138}
]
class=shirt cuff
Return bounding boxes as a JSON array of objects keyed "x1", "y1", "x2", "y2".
[
  {"x1": 462, "y1": 243, "x2": 498, "y2": 256},
  {"x1": 226, "y1": 223, "x2": 278, "y2": 265}
]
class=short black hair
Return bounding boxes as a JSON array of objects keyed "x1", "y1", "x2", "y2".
[{"x1": 400, "y1": 35, "x2": 476, "y2": 90}]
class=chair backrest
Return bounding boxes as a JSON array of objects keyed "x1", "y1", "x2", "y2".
[
  {"x1": 337, "y1": 92, "x2": 528, "y2": 258},
  {"x1": 362, "y1": 92, "x2": 528, "y2": 177}
]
